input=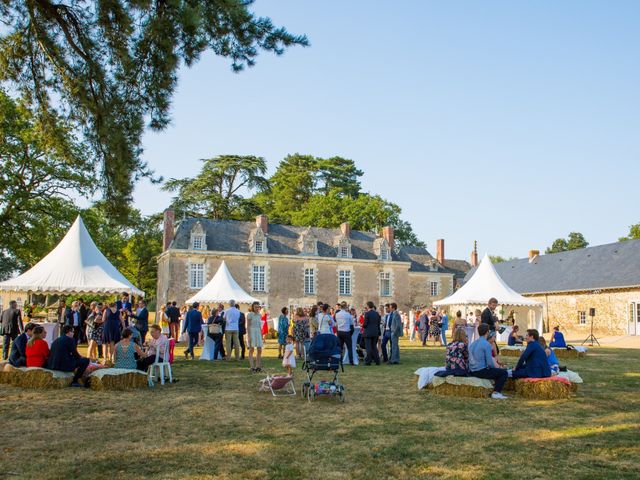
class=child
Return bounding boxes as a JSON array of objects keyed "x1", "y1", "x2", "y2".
[{"x1": 282, "y1": 335, "x2": 296, "y2": 376}]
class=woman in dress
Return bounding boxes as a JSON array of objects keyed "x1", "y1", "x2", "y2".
[
  {"x1": 246, "y1": 302, "x2": 264, "y2": 373},
  {"x1": 428, "y1": 311, "x2": 441, "y2": 346},
  {"x1": 86, "y1": 302, "x2": 101, "y2": 362},
  {"x1": 277, "y1": 307, "x2": 290, "y2": 359},
  {"x1": 260, "y1": 307, "x2": 269, "y2": 341},
  {"x1": 26, "y1": 325, "x2": 49, "y2": 368},
  {"x1": 101, "y1": 302, "x2": 121, "y2": 364},
  {"x1": 317, "y1": 304, "x2": 333, "y2": 335},
  {"x1": 308, "y1": 305, "x2": 319, "y2": 339},
  {"x1": 453, "y1": 310, "x2": 467, "y2": 332},
  {"x1": 445, "y1": 328, "x2": 468, "y2": 372},
  {"x1": 114, "y1": 328, "x2": 145, "y2": 370},
  {"x1": 293, "y1": 307, "x2": 310, "y2": 359}
]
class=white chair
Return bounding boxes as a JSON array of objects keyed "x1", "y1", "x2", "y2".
[{"x1": 147, "y1": 340, "x2": 173, "y2": 387}]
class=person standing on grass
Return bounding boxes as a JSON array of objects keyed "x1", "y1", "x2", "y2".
[
  {"x1": 439, "y1": 309, "x2": 449, "y2": 346},
  {"x1": 388, "y1": 303, "x2": 403, "y2": 364},
  {"x1": 481, "y1": 298, "x2": 499, "y2": 332},
  {"x1": 182, "y1": 302, "x2": 202, "y2": 360},
  {"x1": 282, "y1": 335, "x2": 296, "y2": 376},
  {"x1": 167, "y1": 301, "x2": 181, "y2": 342},
  {"x1": 362, "y1": 301, "x2": 381, "y2": 366},
  {"x1": 224, "y1": 300, "x2": 241, "y2": 360},
  {"x1": 381, "y1": 303, "x2": 392, "y2": 363},
  {"x1": 1, "y1": 300, "x2": 23, "y2": 361},
  {"x1": 235, "y1": 304, "x2": 246, "y2": 359},
  {"x1": 335, "y1": 301, "x2": 354, "y2": 365},
  {"x1": 128, "y1": 300, "x2": 149, "y2": 344},
  {"x1": 47, "y1": 325, "x2": 90, "y2": 388},
  {"x1": 468, "y1": 323, "x2": 508, "y2": 399},
  {"x1": 277, "y1": 307, "x2": 290, "y2": 359},
  {"x1": 418, "y1": 309, "x2": 429, "y2": 346},
  {"x1": 246, "y1": 301, "x2": 264, "y2": 373},
  {"x1": 101, "y1": 302, "x2": 121, "y2": 364}
]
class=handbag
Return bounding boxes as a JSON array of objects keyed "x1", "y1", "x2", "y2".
[{"x1": 208, "y1": 323, "x2": 222, "y2": 335}]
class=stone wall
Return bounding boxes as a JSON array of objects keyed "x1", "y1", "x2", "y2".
[
  {"x1": 156, "y1": 251, "x2": 454, "y2": 314},
  {"x1": 527, "y1": 288, "x2": 640, "y2": 336}
]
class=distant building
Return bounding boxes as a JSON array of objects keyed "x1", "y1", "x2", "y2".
[
  {"x1": 156, "y1": 210, "x2": 469, "y2": 313},
  {"x1": 465, "y1": 241, "x2": 640, "y2": 336}
]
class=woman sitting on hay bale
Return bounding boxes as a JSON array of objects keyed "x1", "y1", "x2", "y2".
[
  {"x1": 510, "y1": 329, "x2": 551, "y2": 379},
  {"x1": 508, "y1": 325, "x2": 524, "y2": 346},
  {"x1": 114, "y1": 328, "x2": 146, "y2": 370},
  {"x1": 26, "y1": 325, "x2": 49, "y2": 368},
  {"x1": 445, "y1": 328, "x2": 468, "y2": 372},
  {"x1": 549, "y1": 326, "x2": 567, "y2": 348}
]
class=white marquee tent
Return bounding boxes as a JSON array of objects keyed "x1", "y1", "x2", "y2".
[
  {"x1": 434, "y1": 254, "x2": 543, "y2": 332},
  {"x1": 186, "y1": 261, "x2": 260, "y2": 305},
  {"x1": 0, "y1": 216, "x2": 144, "y2": 296}
]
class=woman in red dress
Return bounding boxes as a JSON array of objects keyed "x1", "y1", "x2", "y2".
[
  {"x1": 26, "y1": 325, "x2": 50, "y2": 368},
  {"x1": 260, "y1": 308, "x2": 269, "y2": 341}
]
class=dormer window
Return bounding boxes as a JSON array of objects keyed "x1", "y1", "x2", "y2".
[
  {"x1": 337, "y1": 239, "x2": 352, "y2": 259},
  {"x1": 298, "y1": 228, "x2": 318, "y2": 256},
  {"x1": 380, "y1": 247, "x2": 390, "y2": 261},
  {"x1": 190, "y1": 222, "x2": 207, "y2": 250},
  {"x1": 255, "y1": 240, "x2": 265, "y2": 253},
  {"x1": 374, "y1": 237, "x2": 392, "y2": 261},
  {"x1": 249, "y1": 227, "x2": 268, "y2": 254}
]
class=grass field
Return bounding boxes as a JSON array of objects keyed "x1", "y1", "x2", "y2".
[{"x1": 1, "y1": 340, "x2": 639, "y2": 480}]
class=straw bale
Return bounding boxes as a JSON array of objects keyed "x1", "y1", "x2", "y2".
[
  {"x1": 515, "y1": 379, "x2": 573, "y2": 400},
  {"x1": 552, "y1": 348, "x2": 586, "y2": 359},
  {"x1": 427, "y1": 383, "x2": 492, "y2": 399},
  {"x1": 89, "y1": 369, "x2": 148, "y2": 391},
  {"x1": 0, "y1": 368, "x2": 73, "y2": 389},
  {"x1": 500, "y1": 349, "x2": 523, "y2": 358},
  {"x1": 503, "y1": 378, "x2": 516, "y2": 392}
]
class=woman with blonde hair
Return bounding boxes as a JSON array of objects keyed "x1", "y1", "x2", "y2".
[
  {"x1": 445, "y1": 327, "x2": 468, "y2": 372},
  {"x1": 246, "y1": 302, "x2": 264, "y2": 373},
  {"x1": 260, "y1": 307, "x2": 269, "y2": 341}
]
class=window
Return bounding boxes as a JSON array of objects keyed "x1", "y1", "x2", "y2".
[
  {"x1": 339, "y1": 246, "x2": 349, "y2": 258},
  {"x1": 430, "y1": 281, "x2": 439, "y2": 297},
  {"x1": 189, "y1": 263, "x2": 204, "y2": 289},
  {"x1": 192, "y1": 235, "x2": 204, "y2": 250},
  {"x1": 304, "y1": 268, "x2": 315, "y2": 295},
  {"x1": 380, "y1": 272, "x2": 391, "y2": 296},
  {"x1": 339, "y1": 270, "x2": 352, "y2": 296},
  {"x1": 380, "y1": 248, "x2": 390, "y2": 261},
  {"x1": 578, "y1": 311, "x2": 586, "y2": 325},
  {"x1": 252, "y1": 265, "x2": 266, "y2": 292},
  {"x1": 255, "y1": 240, "x2": 264, "y2": 253}
]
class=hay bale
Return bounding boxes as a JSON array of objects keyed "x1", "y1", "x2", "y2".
[
  {"x1": 552, "y1": 348, "x2": 586, "y2": 359},
  {"x1": 427, "y1": 383, "x2": 492, "y2": 399},
  {"x1": 500, "y1": 348, "x2": 523, "y2": 358},
  {"x1": 0, "y1": 367, "x2": 73, "y2": 389},
  {"x1": 503, "y1": 378, "x2": 516, "y2": 392},
  {"x1": 89, "y1": 368, "x2": 148, "y2": 391},
  {"x1": 515, "y1": 379, "x2": 573, "y2": 400}
]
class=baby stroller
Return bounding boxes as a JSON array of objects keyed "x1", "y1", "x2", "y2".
[{"x1": 301, "y1": 334, "x2": 345, "y2": 402}]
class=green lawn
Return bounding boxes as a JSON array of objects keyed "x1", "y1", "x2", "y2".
[{"x1": 1, "y1": 340, "x2": 639, "y2": 480}]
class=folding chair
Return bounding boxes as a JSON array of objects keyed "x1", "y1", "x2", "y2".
[{"x1": 258, "y1": 374, "x2": 296, "y2": 396}]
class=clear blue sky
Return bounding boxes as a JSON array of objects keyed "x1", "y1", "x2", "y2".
[{"x1": 134, "y1": 0, "x2": 640, "y2": 261}]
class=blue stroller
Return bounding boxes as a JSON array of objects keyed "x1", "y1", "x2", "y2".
[{"x1": 301, "y1": 334, "x2": 345, "y2": 402}]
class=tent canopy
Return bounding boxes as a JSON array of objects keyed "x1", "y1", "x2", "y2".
[
  {"x1": 0, "y1": 216, "x2": 144, "y2": 296},
  {"x1": 433, "y1": 254, "x2": 541, "y2": 307},
  {"x1": 186, "y1": 261, "x2": 260, "y2": 305}
]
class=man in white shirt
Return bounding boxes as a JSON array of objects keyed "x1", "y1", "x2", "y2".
[
  {"x1": 381, "y1": 303, "x2": 392, "y2": 363},
  {"x1": 335, "y1": 301, "x2": 354, "y2": 365},
  {"x1": 224, "y1": 299, "x2": 241, "y2": 360}
]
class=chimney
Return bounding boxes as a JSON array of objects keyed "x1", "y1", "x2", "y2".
[
  {"x1": 528, "y1": 249, "x2": 540, "y2": 263},
  {"x1": 470, "y1": 240, "x2": 478, "y2": 267},
  {"x1": 436, "y1": 239, "x2": 445, "y2": 265},
  {"x1": 382, "y1": 226, "x2": 395, "y2": 251},
  {"x1": 162, "y1": 208, "x2": 175, "y2": 252},
  {"x1": 256, "y1": 214, "x2": 268, "y2": 234},
  {"x1": 340, "y1": 222, "x2": 351, "y2": 238}
]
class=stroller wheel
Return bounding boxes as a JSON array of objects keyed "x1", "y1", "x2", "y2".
[
  {"x1": 301, "y1": 382, "x2": 309, "y2": 399},
  {"x1": 338, "y1": 389, "x2": 345, "y2": 403},
  {"x1": 308, "y1": 387, "x2": 315, "y2": 402}
]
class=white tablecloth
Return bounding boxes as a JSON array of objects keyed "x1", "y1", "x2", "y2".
[
  {"x1": 342, "y1": 326, "x2": 360, "y2": 365},
  {"x1": 496, "y1": 326, "x2": 512, "y2": 343},
  {"x1": 39, "y1": 322, "x2": 59, "y2": 346}
]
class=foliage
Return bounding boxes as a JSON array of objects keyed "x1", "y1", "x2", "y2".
[
  {"x1": 489, "y1": 255, "x2": 517, "y2": 264},
  {"x1": 619, "y1": 223, "x2": 640, "y2": 242},
  {"x1": 546, "y1": 232, "x2": 589, "y2": 254},
  {"x1": 163, "y1": 155, "x2": 269, "y2": 219},
  {"x1": 0, "y1": 0, "x2": 308, "y2": 217}
]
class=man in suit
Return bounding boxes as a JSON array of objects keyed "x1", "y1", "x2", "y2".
[
  {"x1": 512, "y1": 329, "x2": 552, "y2": 379},
  {"x1": 418, "y1": 310, "x2": 429, "y2": 346},
  {"x1": 481, "y1": 297, "x2": 499, "y2": 332},
  {"x1": 78, "y1": 298, "x2": 88, "y2": 343},
  {"x1": 381, "y1": 303, "x2": 392, "y2": 362},
  {"x1": 47, "y1": 325, "x2": 90, "y2": 387},
  {"x1": 8, "y1": 322, "x2": 36, "y2": 367},
  {"x1": 116, "y1": 293, "x2": 132, "y2": 328},
  {"x1": 362, "y1": 301, "x2": 381, "y2": 366},
  {"x1": 1, "y1": 300, "x2": 23, "y2": 360},
  {"x1": 389, "y1": 303, "x2": 403, "y2": 364},
  {"x1": 167, "y1": 301, "x2": 181, "y2": 341},
  {"x1": 182, "y1": 302, "x2": 202, "y2": 359},
  {"x1": 128, "y1": 300, "x2": 149, "y2": 343},
  {"x1": 235, "y1": 304, "x2": 246, "y2": 359},
  {"x1": 64, "y1": 300, "x2": 82, "y2": 343}
]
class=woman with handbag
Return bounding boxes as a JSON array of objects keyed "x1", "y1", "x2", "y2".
[{"x1": 207, "y1": 308, "x2": 225, "y2": 360}]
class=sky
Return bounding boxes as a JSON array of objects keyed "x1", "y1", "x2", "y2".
[{"x1": 133, "y1": 0, "x2": 640, "y2": 261}]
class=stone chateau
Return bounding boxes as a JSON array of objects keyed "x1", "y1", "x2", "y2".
[{"x1": 156, "y1": 210, "x2": 473, "y2": 313}]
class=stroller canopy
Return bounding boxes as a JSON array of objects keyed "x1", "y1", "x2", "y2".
[{"x1": 308, "y1": 334, "x2": 342, "y2": 359}]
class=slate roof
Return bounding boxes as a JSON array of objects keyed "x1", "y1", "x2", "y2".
[
  {"x1": 442, "y1": 259, "x2": 472, "y2": 280},
  {"x1": 170, "y1": 218, "x2": 449, "y2": 273},
  {"x1": 464, "y1": 239, "x2": 640, "y2": 293}
]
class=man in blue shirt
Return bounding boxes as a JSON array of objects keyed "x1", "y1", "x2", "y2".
[
  {"x1": 182, "y1": 302, "x2": 203, "y2": 359},
  {"x1": 224, "y1": 300, "x2": 241, "y2": 360},
  {"x1": 469, "y1": 323, "x2": 509, "y2": 399},
  {"x1": 440, "y1": 310, "x2": 449, "y2": 346}
]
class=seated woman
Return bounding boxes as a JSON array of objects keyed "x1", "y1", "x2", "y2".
[
  {"x1": 488, "y1": 332, "x2": 506, "y2": 368},
  {"x1": 453, "y1": 310, "x2": 467, "y2": 332},
  {"x1": 114, "y1": 328, "x2": 145, "y2": 370},
  {"x1": 26, "y1": 325, "x2": 50, "y2": 368},
  {"x1": 549, "y1": 326, "x2": 567, "y2": 348},
  {"x1": 538, "y1": 336, "x2": 560, "y2": 375},
  {"x1": 445, "y1": 328, "x2": 468, "y2": 372},
  {"x1": 508, "y1": 325, "x2": 524, "y2": 346}
]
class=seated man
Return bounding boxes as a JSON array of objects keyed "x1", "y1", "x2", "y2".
[
  {"x1": 549, "y1": 326, "x2": 567, "y2": 348},
  {"x1": 508, "y1": 325, "x2": 524, "y2": 346},
  {"x1": 137, "y1": 324, "x2": 169, "y2": 371},
  {"x1": 468, "y1": 323, "x2": 509, "y2": 399},
  {"x1": 47, "y1": 325, "x2": 90, "y2": 387},
  {"x1": 511, "y1": 329, "x2": 551, "y2": 379},
  {"x1": 8, "y1": 322, "x2": 36, "y2": 367}
]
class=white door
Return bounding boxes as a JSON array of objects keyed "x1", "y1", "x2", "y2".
[{"x1": 629, "y1": 303, "x2": 639, "y2": 335}]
